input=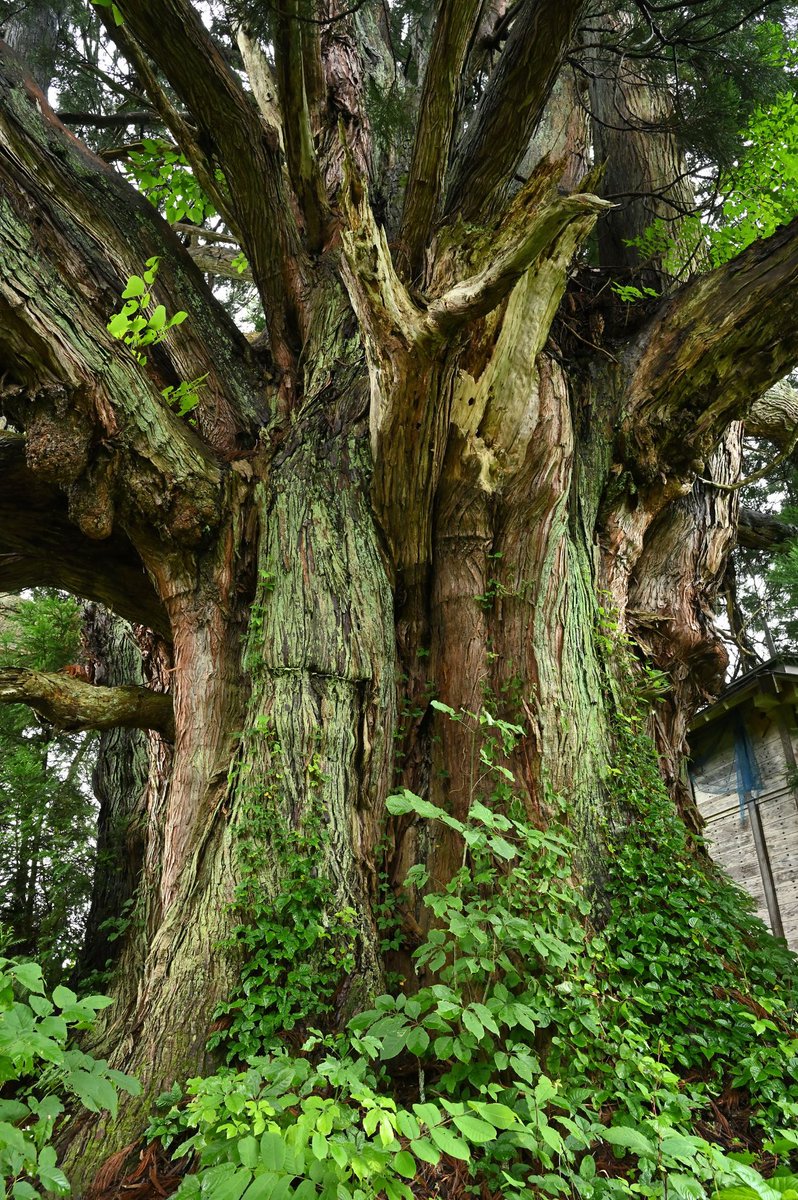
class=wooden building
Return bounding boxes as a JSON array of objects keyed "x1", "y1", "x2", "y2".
[{"x1": 688, "y1": 659, "x2": 798, "y2": 948}]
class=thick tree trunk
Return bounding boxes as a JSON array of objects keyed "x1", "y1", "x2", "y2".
[{"x1": 3, "y1": 23, "x2": 798, "y2": 1196}]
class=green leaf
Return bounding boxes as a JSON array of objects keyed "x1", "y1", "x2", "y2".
[
  {"x1": 10, "y1": 963, "x2": 44, "y2": 993},
  {"x1": 259, "y1": 1131, "x2": 286, "y2": 1173},
  {"x1": 406, "y1": 1027, "x2": 430, "y2": 1056},
  {"x1": 474, "y1": 1103, "x2": 519, "y2": 1130},
  {"x1": 452, "y1": 1115, "x2": 497, "y2": 1144},
  {"x1": 243, "y1": 1174, "x2": 279, "y2": 1200},
  {"x1": 428, "y1": 1125, "x2": 470, "y2": 1160},
  {"x1": 602, "y1": 1126, "x2": 656, "y2": 1159},
  {"x1": 12, "y1": 1183, "x2": 40, "y2": 1200},
  {"x1": 0, "y1": 1099, "x2": 29, "y2": 1121},
  {"x1": 311, "y1": 1131, "x2": 328, "y2": 1160},
  {"x1": 107, "y1": 313, "x2": 131, "y2": 338},
  {"x1": 393, "y1": 1150, "x2": 417, "y2": 1179},
  {"x1": 149, "y1": 305, "x2": 167, "y2": 331},
  {"x1": 200, "y1": 1167, "x2": 252, "y2": 1200},
  {"x1": 68, "y1": 1070, "x2": 117, "y2": 1114},
  {"x1": 461, "y1": 1010, "x2": 485, "y2": 1041},
  {"x1": 409, "y1": 1138, "x2": 440, "y2": 1165},
  {"x1": 238, "y1": 1136, "x2": 259, "y2": 1169},
  {"x1": 121, "y1": 275, "x2": 145, "y2": 298}
]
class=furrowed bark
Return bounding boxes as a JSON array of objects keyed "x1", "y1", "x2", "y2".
[
  {"x1": 273, "y1": 0, "x2": 330, "y2": 250},
  {"x1": 77, "y1": 606, "x2": 156, "y2": 982},
  {"x1": 625, "y1": 217, "x2": 798, "y2": 478},
  {"x1": 737, "y1": 508, "x2": 798, "y2": 551},
  {"x1": 0, "y1": 44, "x2": 260, "y2": 473},
  {"x1": 587, "y1": 13, "x2": 699, "y2": 288},
  {"x1": 398, "y1": 0, "x2": 483, "y2": 280},
  {"x1": 0, "y1": 667, "x2": 174, "y2": 737},
  {"x1": 444, "y1": 0, "x2": 588, "y2": 222},
  {"x1": 747, "y1": 378, "x2": 798, "y2": 446}
]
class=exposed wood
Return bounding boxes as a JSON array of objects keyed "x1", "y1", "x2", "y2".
[
  {"x1": 747, "y1": 378, "x2": 798, "y2": 446},
  {"x1": 187, "y1": 243, "x2": 254, "y2": 282},
  {"x1": 424, "y1": 168, "x2": 611, "y2": 334},
  {"x1": 444, "y1": 0, "x2": 588, "y2": 222},
  {"x1": 0, "y1": 667, "x2": 174, "y2": 737},
  {"x1": 235, "y1": 25, "x2": 284, "y2": 144}
]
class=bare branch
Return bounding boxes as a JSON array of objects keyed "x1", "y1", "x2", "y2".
[
  {"x1": 187, "y1": 244, "x2": 254, "y2": 282},
  {"x1": 57, "y1": 108, "x2": 160, "y2": 128},
  {"x1": 0, "y1": 667, "x2": 174, "y2": 738},
  {"x1": 444, "y1": 0, "x2": 588, "y2": 222},
  {"x1": 398, "y1": 0, "x2": 483, "y2": 279}
]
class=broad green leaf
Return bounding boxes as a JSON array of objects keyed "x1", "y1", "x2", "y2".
[
  {"x1": 452, "y1": 1115, "x2": 497, "y2": 1144},
  {"x1": 472, "y1": 1103, "x2": 519, "y2": 1130},
  {"x1": 10, "y1": 963, "x2": 44, "y2": 994},
  {"x1": 238, "y1": 1136, "x2": 259, "y2": 1169},
  {"x1": 121, "y1": 275, "x2": 145, "y2": 298},
  {"x1": 392, "y1": 1150, "x2": 417, "y2": 1179},
  {"x1": 0, "y1": 1099, "x2": 29, "y2": 1121},
  {"x1": 602, "y1": 1126, "x2": 656, "y2": 1159},
  {"x1": 409, "y1": 1137, "x2": 440, "y2": 1165},
  {"x1": 243, "y1": 1173, "x2": 279, "y2": 1200},
  {"x1": 406, "y1": 1027, "x2": 430, "y2": 1056},
  {"x1": 149, "y1": 305, "x2": 167, "y2": 331},
  {"x1": 428, "y1": 1125, "x2": 470, "y2": 1160}
]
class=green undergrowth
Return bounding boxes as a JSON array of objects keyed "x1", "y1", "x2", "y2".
[
  {"x1": 0, "y1": 959, "x2": 139, "y2": 1198},
  {"x1": 144, "y1": 688, "x2": 798, "y2": 1200}
]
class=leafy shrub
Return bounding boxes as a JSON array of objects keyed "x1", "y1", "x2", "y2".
[
  {"x1": 0, "y1": 957, "x2": 140, "y2": 1198},
  {"x1": 147, "y1": 702, "x2": 798, "y2": 1200}
]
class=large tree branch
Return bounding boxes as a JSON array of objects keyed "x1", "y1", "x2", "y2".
[
  {"x1": 424, "y1": 169, "x2": 611, "y2": 333},
  {"x1": 444, "y1": 0, "x2": 588, "y2": 223},
  {"x1": 114, "y1": 0, "x2": 310, "y2": 374},
  {"x1": 273, "y1": 0, "x2": 330, "y2": 251},
  {"x1": 747, "y1": 378, "x2": 798, "y2": 447},
  {"x1": 737, "y1": 508, "x2": 798, "y2": 551},
  {"x1": 624, "y1": 217, "x2": 798, "y2": 479},
  {"x1": 0, "y1": 667, "x2": 174, "y2": 738},
  {"x1": 0, "y1": 435, "x2": 169, "y2": 636},
  {"x1": 57, "y1": 108, "x2": 160, "y2": 128},
  {"x1": 398, "y1": 0, "x2": 483, "y2": 280},
  {"x1": 0, "y1": 47, "x2": 264, "y2": 541}
]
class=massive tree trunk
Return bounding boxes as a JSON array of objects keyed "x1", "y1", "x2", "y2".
[{"x1": 2, "y1": 4, "x2": 798, "y2": 1191}]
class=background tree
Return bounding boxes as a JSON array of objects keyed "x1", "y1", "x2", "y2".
[
  {"x1": 0, "y1": 591, "x2": 96, "y2": 983},
  {"x1": 3, "y1": 0, "x2": 798, "y2": 1193}
]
